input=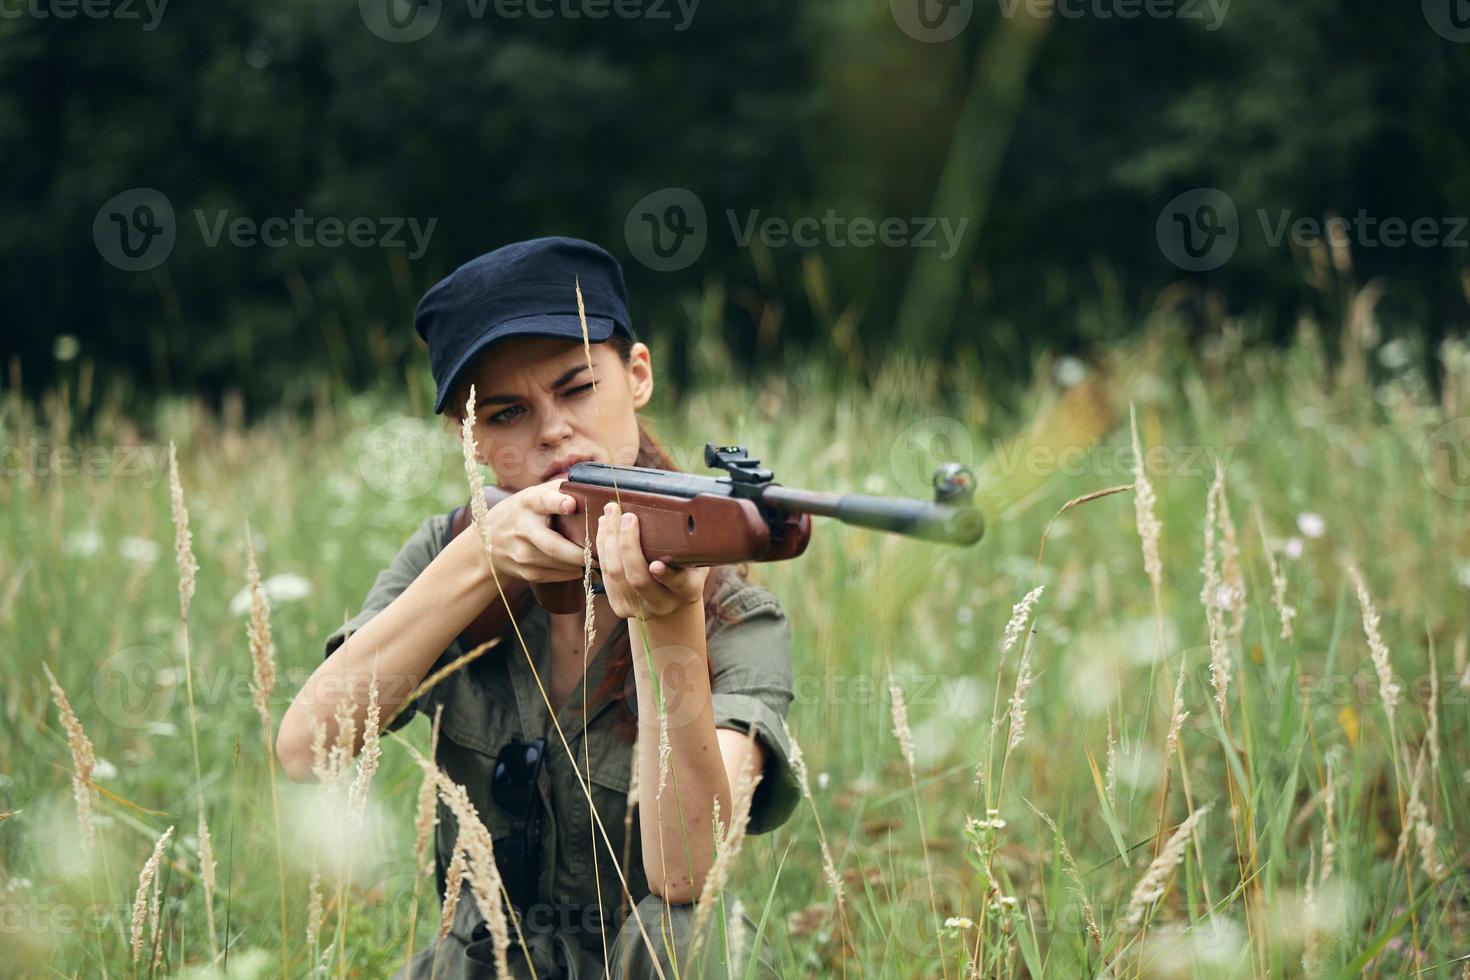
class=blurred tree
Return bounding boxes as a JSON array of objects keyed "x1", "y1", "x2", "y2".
[{"x1": 0, "y1": 0, "x2": 1466, "y2": 409}]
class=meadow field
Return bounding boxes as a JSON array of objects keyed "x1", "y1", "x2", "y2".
[{"x1": 3, "y1": 323, "x2": 1468, "y2": 978}]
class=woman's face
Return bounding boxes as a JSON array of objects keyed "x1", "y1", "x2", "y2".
[{"x1": 455, "y1": 335, "x2": 653, "y2": 492}]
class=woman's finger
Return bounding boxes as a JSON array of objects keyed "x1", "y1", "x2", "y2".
[
  {"x1": 519, "y1": 523, "x2": 588, "y2": 570},
  {"x1": 598, "y1": 504, "x2": 624, "y2": 583},
  {"x1": 618, "y1": 511, "x2": 654, "y2": 590}
]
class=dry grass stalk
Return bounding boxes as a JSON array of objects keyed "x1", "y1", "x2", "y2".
[
  {"x1": 1427, "y1": 640, "x2": 1441, "y2": 776},
  {"x1": 167, "y1": 443, "x2": 199, "y2": 619},
  {"x1": 245, "y1": 533, "x2": 278, "y2": 728},
  {"x1": 1125, "y1": 804, "x2": 1210, "y2": 928},
  {"x1": 1129, "y1": 405, "x2": 1163, "y2": 596},
  {"x1": 439, "y1": 844, "x2": 469, "y2": 941},
  {"x1": 1105, "y1": 719, "x2": 1118, "y2": 809},
  {"x1": 656, "y1": 691, "x2": 673, "y2": 800},
  {"x1": 1399, "y1": 748, "x2": 1445, "y2": 881},
  {"x1": 129, "y1": 824, "x2": 175, "y2": 964},
  {"x1": 1006, "y1": 629, "x2": 1037, "y2": 753},
  {"x1": 306, "y1": 868, "x2": 325, "y2": 950},
  {"x1": 420, "y1": 760, "x2": 511, "y2": 977},
  {"x1": 1302, "y1": 866, "x2": 1323, "y2": 975},
  {"x1": 582, "y1": 509, "x2": 598, "y2": 655},
  {"x1": 619, "y1": 738, "x2": 640, "y2": 925},
  {"x1": 308, "y1": 716, "x2": 329, "y2": 783},
  {"x1": 348, "y1": 664, "x2": 382, "y2": 824},
  {"x1": 1320, "y1": 763, "x2": 1336, "y2": 883},
  {"x1": 727, "y1": 897, "x2": 748, "y2": 976},
  {"x1": 415, "y1": 707, "x2": 444, "y2": 875},
  {"x1": 887, "y1": 676, "x2": 947, "y2": 969},
  {"x1": 1215, "y1": 476, "x2": 1246, "y2": 637},
  {"x1": 888, "y1": 676, "x2": 916, "y2": 771},
  {"x1": 1255, "y1": 508, "x2": 1297, "y2": 641},
  {"x1": 197, "y1": 801, "x2": 217, "y2": 916},
  {"x1": 1345, "y1": 563, "x2": 1401, "y2": 727},
  {"x1": 1165, "y1": 655, "x2": 1189, "y2": 760},
  {"x1": 327, "y1": 691, "x2": 358, "y2": 785},
  {"x1": 404, "y1": 707, "x2": 445, "y2": 977},
  {"x1": 1001, "y1": 585, "x2": 1044, "y2": 654},
  {"x1": 167, "y1": 443, "x2": 215, "y2": 956},
  {"x1": 41, "y1": 663, "x2": 96, "y2": 853},
  {"x1": 245, "y1": 529, "x2": 289, "y2": 977},
  {"x1": 1202, "y1": 467, "x2": 1231, "y2": 713},
  {"x1": 789, "y1": 734, "x2": 845, "y2": 905},
  {"x1": 461, "y1": 386, "x2": 495, "y2": 565},
  {"x1": 1028, "y1": 804, "x2": 1100, "y2": 947}
]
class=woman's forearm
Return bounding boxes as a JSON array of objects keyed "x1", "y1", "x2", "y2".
[
  {"x1": 630, "y1": 601, "x2": 730, "y2": 904},
  {"x1": 276, "y1": 529, "x2": 497, "y2": 781}
]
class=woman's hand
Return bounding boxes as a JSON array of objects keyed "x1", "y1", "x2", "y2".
[
  {"x1": 483, "y1": 479, "x2": 588, "y2": 583},
  {"x1": 596, "y1": 501, "x2": 709, "y2": 621}
]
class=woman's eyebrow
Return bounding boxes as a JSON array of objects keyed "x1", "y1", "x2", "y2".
[{"x1": 481, "y1": 365, "x2": 588, "y2": 406}]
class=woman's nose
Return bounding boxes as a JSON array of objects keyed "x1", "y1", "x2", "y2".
[{"x1": 536, "y1": 403, "x2": 575, "y2": 446}]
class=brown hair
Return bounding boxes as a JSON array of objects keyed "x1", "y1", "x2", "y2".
[{"x1": 444, "y1": 333, "x2": 748, "y2": 740}]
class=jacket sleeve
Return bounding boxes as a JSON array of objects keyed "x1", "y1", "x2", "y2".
[
  {"x1": 322, "y1": 512, "x2": 460, "y2": 732},
  {"x1": 706, "y1": 583, "x2": 800, "y2": 835}
]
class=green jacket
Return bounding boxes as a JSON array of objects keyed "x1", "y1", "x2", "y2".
[{"x1": 324, "y1": 511, "x2": 799, "y2": 968}]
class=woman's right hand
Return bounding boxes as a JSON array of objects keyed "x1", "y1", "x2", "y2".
[{"x1": 480, "y1": 479, "x2": 589, "y2": 583}]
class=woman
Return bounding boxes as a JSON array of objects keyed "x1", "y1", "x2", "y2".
[{"x1": 277, "y1": 237, "x2": 798, "y2": 979}]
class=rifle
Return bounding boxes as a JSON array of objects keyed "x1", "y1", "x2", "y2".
[{"x1": 450, "y1": 444, "x2": 983, "y2": 646}]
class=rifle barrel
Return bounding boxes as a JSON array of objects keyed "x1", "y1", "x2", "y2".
[{"x1": 759, "y1": 485, "x2": 984, "y2": 546}]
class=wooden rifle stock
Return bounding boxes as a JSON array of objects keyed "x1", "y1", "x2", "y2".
[{"x1": 447, "y1": 479, "x2": 813, "y2": 650}]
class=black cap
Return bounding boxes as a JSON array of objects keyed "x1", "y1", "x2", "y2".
[{"x1": 415, "y1": 237, "x2": 638, "y2": 413}]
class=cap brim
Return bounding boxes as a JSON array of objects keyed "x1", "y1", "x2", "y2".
[{"x1": 433, "y1": 313, "x2": 620, "y2": 414}]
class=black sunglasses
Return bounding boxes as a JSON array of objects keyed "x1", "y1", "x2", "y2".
[{"x1": 490, "y1": 737, "x2": 547, "y2": 915}]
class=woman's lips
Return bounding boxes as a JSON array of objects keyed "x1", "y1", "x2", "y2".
[{"x1": 542, "y1": 454, "x2": 596, "y2": 481}]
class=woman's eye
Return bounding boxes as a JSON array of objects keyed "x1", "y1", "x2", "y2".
[
  {"x1": 484, "y1": 383, "x2": 591, "y2": 424},
  {"x1": 488, "y1": 405, "x2": 524, "y2": 424}
]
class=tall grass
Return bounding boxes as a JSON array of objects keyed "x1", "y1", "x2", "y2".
[{"x1": 3, "y1": 325, "x2": 1467, "y2": 977}]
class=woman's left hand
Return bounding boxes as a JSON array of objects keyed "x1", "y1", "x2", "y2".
[{"x1": 596, "y1": 501, "x2": 709, "y2": 621}]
